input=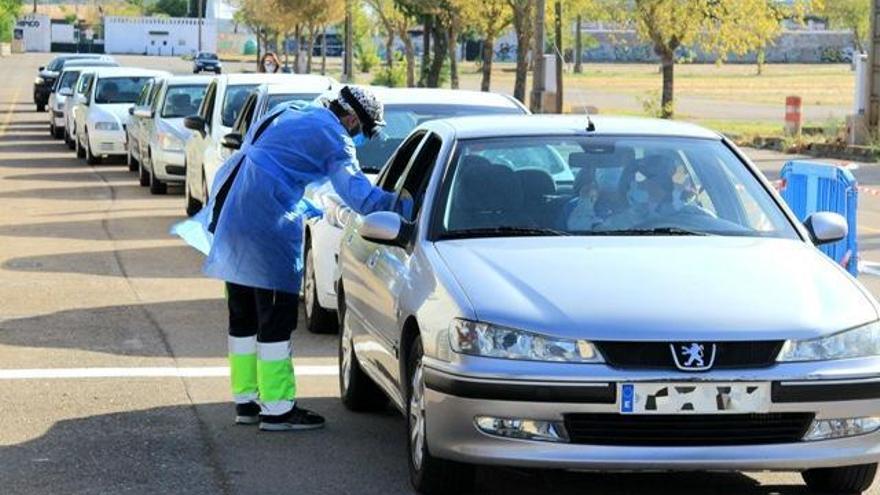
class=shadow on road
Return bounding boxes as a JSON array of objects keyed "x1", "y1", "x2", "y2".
[
  {"x1": 3, "y1": 245, "x2": 202, "y2": 277},
  {"x1": 0, "y1": 215, "x2": 184, "y2": 241},
  {"x1": 0, "y1": 184, "x2": 138, "y2": 201},
  {"x1": 0, "y1": 399, "x2": 813, "y2": 495}
]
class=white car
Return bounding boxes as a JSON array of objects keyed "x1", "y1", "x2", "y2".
[
  {"x1": 73, "y1": 67, "x2": 170, "y2": 165},
  {"x1": 48, "y1": 59, "x2": 118, "y2": 139},
  {"x1": 126, "y1": 77, "x2": 163, "y2": 172},
  {"x1": 63, "y1": 68, "x2": 102, "y2": 150},
  {"x1": 301, "y1": 88, "x2": 528, "y2": 334},
  {"x1": 184, "y1": 73, "x2": 336, "y2": 215},
  {"x1": 135, "y1": 75, "x2": 212, "y2": 194}
]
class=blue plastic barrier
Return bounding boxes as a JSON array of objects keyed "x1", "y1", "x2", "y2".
[{"x1": 779, "y1": 160, "x2": 859, "y2": 276}]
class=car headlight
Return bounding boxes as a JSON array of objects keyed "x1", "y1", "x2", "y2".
[
  {"x1": 35, "y1": 76, "x2": 44, "y2": 85},
  {"x1": 159, "y1": 133, "x2": 184, "y2": 151},
  {"x1": 94, "y1": 121, "x2": 119, "y2": 131},
  {"x1": 777, "y1": 321, "x2": 880, "y2": 362},
  {"x1": 449, "y1": 318, "x2": 603, "y2": 363}
]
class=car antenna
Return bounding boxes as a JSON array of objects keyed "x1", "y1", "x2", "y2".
[{"x1": 586, "y1": 113, "x2": 596, "y2": 132}]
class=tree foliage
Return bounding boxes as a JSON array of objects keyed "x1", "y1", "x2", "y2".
[
  {"x1": 824, "y1": 0, "x2": 870, "y2": 52},
  {"x1": 0, "y1": 0, "x2": 22, "y2": 43},
  {"x1": 148, "y1": 0, "x2": 189, "y2": 17}
]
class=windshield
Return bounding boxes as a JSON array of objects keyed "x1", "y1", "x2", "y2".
[
  {"x1": 94, "y1": 77, "x2": 152, "y2": 104},
  {"x1": 356, "y1": 104, "x2": 523, "y2": 173},
  {"x1": 267, "y1": 93, "x2": 318, "y2": 110},
  {"x1": 434, "y1": 136, "x2": 798, "y2": 239},
  {"x1": 58, "y1": 71, "x2": 81, "y2": 91},
  {"x1": 222, "y1": 84, "x2": 258, "y2": 127},
  {"x1": 161, "y1": 84, "x2": 209, "y2": 118}
]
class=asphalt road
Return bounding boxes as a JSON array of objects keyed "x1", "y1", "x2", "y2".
[{"x1": 1, "y1": 53, "x2": 879, "y2": 495}]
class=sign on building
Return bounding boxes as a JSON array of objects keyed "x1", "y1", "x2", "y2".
[{"x1": 14, "y1": 14, "x2": 51, "y2": 52}]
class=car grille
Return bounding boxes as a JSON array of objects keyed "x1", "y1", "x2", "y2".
[
  {"x1": 563, "y1": 413, "x2": 815, "y2": 446},
  {"x1": 594, "y1": 341, "x2": 784, "y2": 370}
]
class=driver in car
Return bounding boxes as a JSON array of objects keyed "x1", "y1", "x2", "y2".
[{"x1": 599, "y1": 154, "x2": 679, "y2": 231}]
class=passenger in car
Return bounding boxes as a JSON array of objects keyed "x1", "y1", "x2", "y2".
[
  {"x1": 560, "y1": 165, "x2": 600, "y2": 231},
  {"x1": 599, "y1": 155, "x2": 677, "y2": 230}
]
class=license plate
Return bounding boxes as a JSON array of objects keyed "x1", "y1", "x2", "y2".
[
  {"x1": 101, "y1": 143, "x2": 115, "y2": 151},
  {"x1": 619, "y1": 382, "x2": 770, "y2": 414}
]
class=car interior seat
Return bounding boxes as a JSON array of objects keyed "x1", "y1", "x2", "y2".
[
  {"x1": 515, "y1": 168, "x2": 556, "y2": 227},
  {"x1": 169, "y1": 93, "x2": 193, "y2": 116},
  {"x1": 448, "y1": 155, "x2": 527, "y2": 230}
]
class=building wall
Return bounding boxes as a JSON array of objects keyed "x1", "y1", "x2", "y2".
[
  {"x1": 50, "y1": 23, "x2": 75, "y2": 44},
  {"x1": 14, "y1": 14, "x2": 51, "y2": 52},
  {"x1": 104, "y1": 16, "x2": 217, "y2": 56}
]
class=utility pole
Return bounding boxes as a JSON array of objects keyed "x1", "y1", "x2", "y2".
[
  {"x1": 33, "y1": 0, "x2": 36, "y2": 14},
  {"x1": 343, "y1": 0, "x2": 354, "y2": 82},
  {"x1": 531, "y1": 0, "x2": 546, "y2": 113},
  {"x1": 554, "y1": 0, "x2": 562, "y2": 113},
  {"x1": 865, "y1": 0, "x2": 880, "y2": 141},
  {"x1": 574, "y1": 14, "x2": 582, "y2": 74},
  {"x1": 197, "y1": 0, "x2": 204, "y2": 52}
]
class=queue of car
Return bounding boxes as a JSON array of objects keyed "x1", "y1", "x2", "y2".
[{"x1": 33, "y1": 53, "x2": 880, "y2": 495}]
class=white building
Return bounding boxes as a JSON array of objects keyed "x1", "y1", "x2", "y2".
[
  {"x1": 13, "y1": 14, "x2": 51, "y2": 53},
  {"x1": 104, "y1": 16, "x2": 217, "y2": 56}
]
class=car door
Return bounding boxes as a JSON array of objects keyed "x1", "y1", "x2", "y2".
[
  {"x1": 186, "y1": 80, "x2": 218, "y2": 201},
  {"x1": 129, "y1": 80, "x2": 156, "y2": 158},
  {"x1": 364, "y1": 133, "x2": 445, "y2": 382},
  {"x1": 68, "y1": 73, "x2": 91, "y2": 133},
  {"x1": 343, "y1": 131, "x2": 431, "y2": 381},
  {"x1": 222, "y1": 92, "x2": 256, "y2": 161},
  {"x1": 143, "y1": 81, "x2": 165, "y2": 159},
  {"x1": 72, "y1": 73, "x2": 93, "y2": 139},
  {"x1": 76, "y1": 74, "x2": 96, "y2": 142}
]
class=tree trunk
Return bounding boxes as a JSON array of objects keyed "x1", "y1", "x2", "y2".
[
  {"x1": 574, "y1": 14, "x2": 582, "y2": 74},
  {"x1": 307, "y1": 29, "x2": 315, "y2": 74},
  {"x1": 512, "y1": 4, "x2": 532, "y2": 104},
  {"x1": 448, "y1": 24, "x2": 458, "y2": 89},
  {"x1": 402, "y1": 33, "x2": 415, "y2": 87},
  {"x1": 385, "y1": 34, "x2": 394, "y2": 68},
  {"x1": 293, "y1": 25, "x2": 302, "y2": 73},
  {"x1": 756, "y1": 48, "x2": 765, "y2": 76},
  {"x1": 660, "y1": 50, "x2": 674, "y2": 119},
  {"x1": 419, "y1": 15, "x2": 433, "y2": 87},
  {"x1": 256, "y1": 27, "x2": 262, "y2": 71},
  {"x1": 427, "y1": 21, "x2": 447, "y2": 87},
  {"x1": 481, "y1": 35, "x2": 494, "y2": 91},
  {"x1": 321, "y1": 25, "x2": 327, "y2": 75}
]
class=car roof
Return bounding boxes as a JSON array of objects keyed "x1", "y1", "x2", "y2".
[
  {"x1": 90, "y1": 67, "x2": 171, "y2": 78},
  {"x1": 364, "y1": 87, "x2": 525, "y2": 109},
  {"x1": 61, "y1": 60, "x2": 119, "y2": 68},
  {"x1": 219, "y1": 73, "x2": 333, "y2": 86},
  {"x1": 261, "y1": 77, "x2": 337, "y2": 94},
  {"x1": 428, "y1": 114, "x2": 722, "y2": 140},
  {"x1": 165, "y1": 75, "x2": 215, "y2": 86}
]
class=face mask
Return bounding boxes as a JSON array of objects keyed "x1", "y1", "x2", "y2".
[{"x1": 264, "y1": 62, "x2": 277, "y2": 72}]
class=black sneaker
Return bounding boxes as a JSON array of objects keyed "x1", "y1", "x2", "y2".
[
  {"x1": 235, "y1": 402, "x2": 261, "y2": 425},
  {"x1": 259, "y1": 406, "x2": 326, "y2": 431}
]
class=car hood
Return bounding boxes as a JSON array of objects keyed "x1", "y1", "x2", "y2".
[
  {"x1": 157, "y1": 117, "x2": 189, "y2": 141},
  {"x1": 90, "y1": 104, "x2": 133, "y2": 126},
  {"x1": 434, "y1": 236, "x2": 878, "y2": 341}
]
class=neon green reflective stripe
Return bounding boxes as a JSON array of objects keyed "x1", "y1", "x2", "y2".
[
  {"x1": 257, "y1": 358, "x2": 296, "y2": 402},
  {"x1": 229, "y1": 353, "x2": 257, "y2": 396}
]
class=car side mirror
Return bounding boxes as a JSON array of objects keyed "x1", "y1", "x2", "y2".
[
  {"x1": 58, "y1": 88, "x2": 73, "y2": 97},
  {"x1": 133, "y1": 107, "x2": 153, "y2": 118},
  {"x1": 184, "y1": 115, "x2": 206, "y2": 134},
  {"x1": 360, "y1": 211, "x2": 412, "y2": 247},
  {"x1": 38, "y1": 65, "x2": 44, "y2": 71},
  {"x1": 804, "y1": 212, "x2": 847, "y2": 245},
  {"x1": 128, "y1": 106, "x2": 134, "y2": 115},
  {"x1": 221, "y1": 132, "x2": 242, "y2": 150}
]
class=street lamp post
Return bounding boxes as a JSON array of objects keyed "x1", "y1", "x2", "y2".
[{"x1": 531, "y1": 0, "x2": 546, "y2": 113}]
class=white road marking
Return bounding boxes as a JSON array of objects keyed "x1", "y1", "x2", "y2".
[{"x1": 0, "y1": 365, "x2": 338, "y2": 380}]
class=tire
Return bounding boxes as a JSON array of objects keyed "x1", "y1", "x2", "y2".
[
  {"x1": 65, "y1": 129, "x2": 75, "y2": 149},
  {"x1": 75, "y1": 134, "x2": 85, "y2": 159},
  {"x1": 85, "y1": 133, "x2": 101, "y2": 165},
  {"x1": 139, "y1": 156, "x2": 150, "y2": 187},
  {"x1": 149, "y1": 168, "x2": 167, "y2": 195},
  {"x1": 304, "y1": 240, "x2": 339, "y2": 334},
  {"x1": 803, "y1": 464, "x2": 877, "y2": 494},
  {"x1": 53, "y1": 125, "x2": 64, "y2": 139},
  {"x1": 406, "y1": 337, "x2": 475, "y2": 495},
  {"x1": 49, "y1": 122, "x2": 55, "y2": 138},
  {"x1": 337, "y1": 288, "x2": 387, "y2": 412},
  {"x1": 185, "y1": 172, "x2": 203, "y2": 217},
  {"x1": 36, "y1": 103, "x2": 45, "y2": 112}
]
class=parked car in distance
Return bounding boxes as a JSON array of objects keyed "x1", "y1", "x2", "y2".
[
  {"x1": 193, "y1": 52, "x2": 222, "y2": 74},
  {"x1": 217, "y1": 81, "x2": 328, "y2": 162},
  {"x1": 48, "y1": 59, "x2": 120, "y2": 139},
  {"x1": 34, "y1": 54, "x2": 114, "y2": 112},
  {"x1": 301, "y1": 88, "x2": 528, "y2": 334},
  {"x1": 135, "y1": 75, "x2": 212, "y2": 195},
  {"x1": 73, "y1": 67, "x2": 170, "y2": 165},
  {"x1": 336, "y1": 114, "x2": 880, "y2": 495},
  {"x1": 126, "y1": 77, "x2": 164, "y2": 172},
  {"x1": 63, "y1": 67, "x2": 103, "y2": 150},
  {"x1": 183, "y1": 73, "x2": 335, "y2": 215}
]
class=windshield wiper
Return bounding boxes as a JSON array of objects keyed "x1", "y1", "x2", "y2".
[
  {"x1": 440, "y1": 226, "x2": 570, "y2": 239},
  {"x1": 585, "y1": 227, "x2": 711, "y2": 236}
]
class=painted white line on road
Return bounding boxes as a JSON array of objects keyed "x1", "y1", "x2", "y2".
[{"x1": 0, "y1": 365, "x2": 338, "y2": 380}]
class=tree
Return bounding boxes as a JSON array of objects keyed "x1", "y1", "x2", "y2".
[
  {"x1": 366, "y1": 0, "x2": 417, "y2": 85},
  {"x1": 627, "y1": 0, "x2": 802, "y2": 118},
  {"x1": 0, "y1": 0, "x2": 21, "y2": 44},
  {"x1": 149, "y1": 0, "x2": 189, "y2": 17},
  {"x1": 824, "y1": 0, "x2": 869, "y2": 53},
  {"x1": 458, "y1": 0, "x2": 512, "y2": 91},
  {"x1": 507, "y1": 0, "x2": 534, "y2": 103}
]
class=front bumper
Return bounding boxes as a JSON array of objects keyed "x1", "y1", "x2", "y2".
[
  {"x1": 151, "y1": 147, "x2": 186, "y2": 182},
  {"x1": 423, "y1": 357, "x2": 880, "y2": 471},
  {"x1": 52, "y1": 110, "x2": 65, "y2": 128},
  {"x1": 33, "y1": 83, "x2": 52, "y2": 104},
  {"x1": 89, "y1": 129, "x2": 128, "y2": 156}
]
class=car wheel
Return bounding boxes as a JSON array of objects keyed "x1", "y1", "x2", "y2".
[
  {"x1": 85, "y1": 132, "x2": 101, "y2": 165},
  {"x1": 64, "y1": 129, "x2": 75, "y2": 149},
  {"x1": 185, "y1": 166, "x2": 203, "y2": 217},
  {"x1": 49, "y1": 121, "x2": 55, "y2": 138},
  {"x1": 149, "y1": 166, "x2": 167, "y2": 195},
  {"x1": 406, "y1": 337, "x2": 475, "y2": 495},
  {"x1": 75, "y1": 133, "x2": 85, "y2": 159},
  {"x1": 803, "y1": 463, "x2": 877, "y2": 494},
  {"x1": 337, "y1": 287, "x2": 387, "y2": 412},
  {"x1": 53, "y1": 125, "x2": 64, "y2": 139},
  {"x1": 127, "y1": 147, "x2": 139, "y2": 172},
  {"x1": 139, "y1": 154, "x2": 150, "y2": 187},
  {"x1": 36, "y1": 103, "x2": 45, "y2": 112},
  {"x1": 304, "y1": 241, "x2": 339, "y2": 334}
]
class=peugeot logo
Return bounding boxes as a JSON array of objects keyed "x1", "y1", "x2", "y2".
[{"x1": 670, "y1": 342, "x2": 716, "y2": 371}]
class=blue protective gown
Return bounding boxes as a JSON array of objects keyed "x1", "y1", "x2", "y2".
[{"x1": 172, "y1": 104, "x2": 395, "y2": 293}]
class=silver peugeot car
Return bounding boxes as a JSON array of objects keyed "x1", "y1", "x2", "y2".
[{"x1": 335, "y1": 115, "x2": 880, "y2": 494}]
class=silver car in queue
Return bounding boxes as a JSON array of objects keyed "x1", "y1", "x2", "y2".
[{"x1": 335, "y1": 115, "x2": 880, "y2": 494}]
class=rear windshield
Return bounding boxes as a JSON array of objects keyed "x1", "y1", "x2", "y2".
[
  {"x1": 162, "y1": 84, "x2": 209, "y2": 118},
  {"x1": 222, "y1": 84, "x2": 258, "y2": 127},
  {"x1": 94, "y1": 77, "x2": 153, "y2": 104}
]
